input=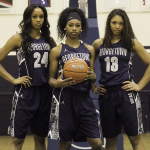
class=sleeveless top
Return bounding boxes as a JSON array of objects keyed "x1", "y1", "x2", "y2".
[
  {"x1": 59, "y1": 41, "x2": 91, "y2": 92},
  {"x1": 98, "y1": 40, "x2": 135, "y2": 86},
  {"x1": 15, "y1": 34, "x2": 51, "y2": 86}
]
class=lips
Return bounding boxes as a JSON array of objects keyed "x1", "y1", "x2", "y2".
[
  {"x1": 36, "y1": 23, "x2": 41, "y2": 27},
  {"x1": 71, "y1": 32, "x2": 77, "y2": 34}
]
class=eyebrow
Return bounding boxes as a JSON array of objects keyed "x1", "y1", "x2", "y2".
[{"x1": 68, "y1": 22, "x2": 81, "y2": 24}]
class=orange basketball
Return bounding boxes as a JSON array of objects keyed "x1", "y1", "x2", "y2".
[{"x1": 63, "y1": 58, "x2": 88, "y2": 83}]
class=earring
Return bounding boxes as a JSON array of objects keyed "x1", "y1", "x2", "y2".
[
  {"x1": 81, "y1": 30, "x2": 82, "y2": 32},
  {"x1": 64, "y1": 28, "x2": 66, "y2": 30}
]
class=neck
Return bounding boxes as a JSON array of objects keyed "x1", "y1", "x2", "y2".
[
  {"x1": 29, "y1": 29, "x2": 41, "y2": 39},
  {"x1": 111, "y1": 34, "x2": 122, "y2": 43},
  {"x1": 65, "y1": 37, "x2": 80, "y2": 48}
]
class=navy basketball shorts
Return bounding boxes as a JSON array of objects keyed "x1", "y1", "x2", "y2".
[
  {"x1": 49, "y1": 87, "x2": 101, "y2": 142},
  {"x1": 98, "y1": 84, "x2": 144, "y2": 138},
  {"x1": 8, "y1": 83, "x2": 52, "y2": 139}
]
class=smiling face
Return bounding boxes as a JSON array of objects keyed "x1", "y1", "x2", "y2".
[
  {"x1": 110, "y1": 15, "x2": 124, "y2": 35},
  {"x1": 65, "y1": 19, "x2": 82, "y2": 38},
  {"x1": 31, "y1": 7, "x2": 44, "y2": 30}
]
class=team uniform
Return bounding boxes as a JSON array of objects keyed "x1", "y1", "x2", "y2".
[
  {"x1": 48, "y1": 41, "x2": 101, "y2": 142},
  {"x1": 8, "y1": 34, "x2": 52, "y2": 139},
  {"x1": 29, "y1": 0, "x2": 50, "y2": 7},
  {"x1": 98, "y1": 40, "x2": 144, "y2": 138}
]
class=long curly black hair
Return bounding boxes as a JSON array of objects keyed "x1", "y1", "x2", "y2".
[
  {"x1": 19, "y1": 4, "x2": 55, "y2": 55},
  {"x1": 103, "y1": 9, "x2": 136, "y2": 50},
  {"x1": 57, "y1": 7, "x2": 88, "y2": 41}
]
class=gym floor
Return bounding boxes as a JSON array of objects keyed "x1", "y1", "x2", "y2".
[{"x1": 0, "y1": 133, "x2": 149, "y2": 150}]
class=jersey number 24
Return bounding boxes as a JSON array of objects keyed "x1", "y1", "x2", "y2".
[{"x1": 34, "y1": 52, "x2": 48, "y2": 68}]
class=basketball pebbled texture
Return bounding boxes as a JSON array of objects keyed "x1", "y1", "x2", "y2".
[{"x1": 63, "y1": 58, "x2": 88, "y2": 83}]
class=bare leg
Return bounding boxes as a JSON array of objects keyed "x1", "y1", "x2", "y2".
[
  {"x1": 59, "y1": 140, "x2": 72, "y2": 150},
  {"x1": 105, "y1": 136, "x2": 118, "y2": 150},
  {"x1": 128, "y1": 135, "x2": 145, "y2": 150},
  {"x1": 9, "y1": 137, "x2": 25, "y2": 150},
  {"x1": 87, "y1": 137, "x2": 102, "y2": 150},
  {"x1": 33, "y1": 134, "x2": 46, "y2": 150}
]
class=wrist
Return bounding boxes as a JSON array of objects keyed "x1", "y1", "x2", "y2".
[{"x1": 11, "y1": 78, "x2": 16, "y2": 85}]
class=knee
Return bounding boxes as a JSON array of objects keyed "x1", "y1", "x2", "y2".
[
  {"x1": 129, "y1": 135, "x2": 141, "y2": 147},
  {"x1": 34, "y1": 135, "x2": 45, "y2": 145},
  {"x1": 12, "y1": 138, "x2": 24, "y2": 146},
  {"x1": 60, "y1": 141, "x2": 72, "y2": 150},
  {"x1": 92, "y1": 143, "x2": 102, "y2": 150},
  {"x1": 106, "y1": 136, "x2": 118, "y2": 147}
]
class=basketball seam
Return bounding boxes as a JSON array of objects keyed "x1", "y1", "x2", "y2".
[
  {"x1": 64, "y1": 70, "x2": 87, "y2": 73},
  {"x1": 64, "y1": 62, "x2": 88, "y2": 68}
]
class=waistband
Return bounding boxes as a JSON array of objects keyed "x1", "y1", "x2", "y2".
[{"x1": 103, "y1": 84, "x2": 123, "y2": 90}]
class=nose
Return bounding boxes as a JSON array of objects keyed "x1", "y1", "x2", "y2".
[
  {"x1": 37, "y1": 17, "x2": 41, "y2": 21},
  {"x1": 116, "y1": 23, "x2": 120, "y2": 29},
  {"x1": 73, "y1": 25, "x2": 76, "y2": 30}
]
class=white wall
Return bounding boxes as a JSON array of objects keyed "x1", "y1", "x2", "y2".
[{"x1": 0, "y1": 0, "x2": 150, "y2": 48}]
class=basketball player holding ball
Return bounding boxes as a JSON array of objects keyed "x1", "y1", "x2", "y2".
[
  {"x1": 92, "y1": 9, "x2": 150, "y2": 150},
  {"x1": 48, "y1": 7, "x2": 102, "y2": 150},
  {"x1": 0, "y1": 4, "x2": 56, "y2": 150}
]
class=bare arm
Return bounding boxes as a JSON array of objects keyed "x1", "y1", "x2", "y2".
[
  {"x1": 91, "y1": 38, "x2": 106, "y2": 94},
  {"x1": 122, "y1": 39, "x2": 150, "y2": 91},
  {"x1": 84, "y1": 44, "x2": 96, "y2": 84},
  {"x1": 0, "y1": 34, "x2": 31, "y2": 87},
  {"x1": 92, "y1": 38, "x2": 103, "y2": 62},
  {"x1": 48, "y1": 44, "x2": 76, "y2": 88}
]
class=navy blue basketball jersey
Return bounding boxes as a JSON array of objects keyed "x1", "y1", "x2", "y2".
[
  {"x1": 98, "y1": 40, "x2": 134, "y2": 86},
  {"x1": 59, "y1": 41, "x2": 91, "y2": 92},
  {"x1": 15, "y1": 34, "x2": 50, "y2": 86},
  {"x1": 29, "y1": 0, "x2": 50, "y2": 7}
]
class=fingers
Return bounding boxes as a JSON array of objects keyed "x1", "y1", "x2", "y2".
[
  {"x1": 121, "y1": 82, "x2": 136, "y2": 91},
  {"x1": 86, "y1": 69, "x2": 96, "y2": 80},
  {"x1": 21, "y1": 76, "x2": 32, "y2": 88},
  {"x1": 94, "y1": 85, "x2": 106, "y2": 95},
  {"x1": 62, "y1": 78, "x2": 76, "y2": 87}
]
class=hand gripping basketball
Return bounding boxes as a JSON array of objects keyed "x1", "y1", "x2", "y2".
[{"x1": 63, "y1": 58, "x2": 88, "y2": 83}]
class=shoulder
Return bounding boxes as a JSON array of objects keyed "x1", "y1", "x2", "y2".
[
  {"x1": 11, "y1": 33, "x2": 22, "y2": 47},
  {"x1": 50, "y1": 43, "x2": 62, "y2": 58},
  {"x1": 83, "y1": 43, "x2": 94, "y2": 52},
  {"x1": 132, "y1": 38, "x2": 143, "y2": 52},
  {"x1": 93, "y1": 38, "x2": 104, "y2": 45},
  {"x1": 92, "y1": 38, "x2": 104, "y2": 50}
]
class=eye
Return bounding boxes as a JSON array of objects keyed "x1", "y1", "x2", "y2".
[
  {"x1": 69, "y1": 24, "x2": 73, "y2": 27},
  {"x1": 76, "y1": 25, "x2": 81, "y2": 27},
  {"x1": 33, "y1": 16, "x2": 37, "y2": 19},
  {"x1": 120, "y1": 22, "x2": 123, "y2": 25},
  {"x1": 40, "y1": 16, "x2": 44, "y2": 19},
  {"x1": 112, "y1": 21, "x2": 116, "y2": 24}
]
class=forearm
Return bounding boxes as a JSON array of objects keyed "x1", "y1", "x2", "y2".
[
  {"x1": 90, "y1": 72, "x2": 96, "y2": 84},
  {"x1": 91, "y1": 83, "x2": 97, "y2": 93},
  {"x1": 0, "y1": 64, "x2": 15, "y2": 84},
  {"x1": 49, "y1": 77, "x2": 57, "y2": 88},
  {"x1": 137, "y1": 65, "x2": 150, "y2": 90},
  {"x1": 90, "y1": 78, "x2": 96, "y2": 84}
]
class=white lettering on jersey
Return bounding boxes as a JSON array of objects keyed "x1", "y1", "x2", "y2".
[
  {"x1": 62, "y1": 53, "x2": 90, "y2": 63},
  {"x1": 99, "y1": 47, "x2": 127, "y2": 57},
  {"x1": 30, "y1": 43, "x2": 50, "y2": 51}
]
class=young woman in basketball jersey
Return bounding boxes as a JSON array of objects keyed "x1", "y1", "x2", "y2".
[
  {"x1": 0, "y1": 4, "x2": 56, "y2": 150},
  {"x1": 92, "y1": 9, "x2": 150, "y2": 150},
  {"x1": 48, "y1": 7, "x2": 102, "y2": 150}
]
